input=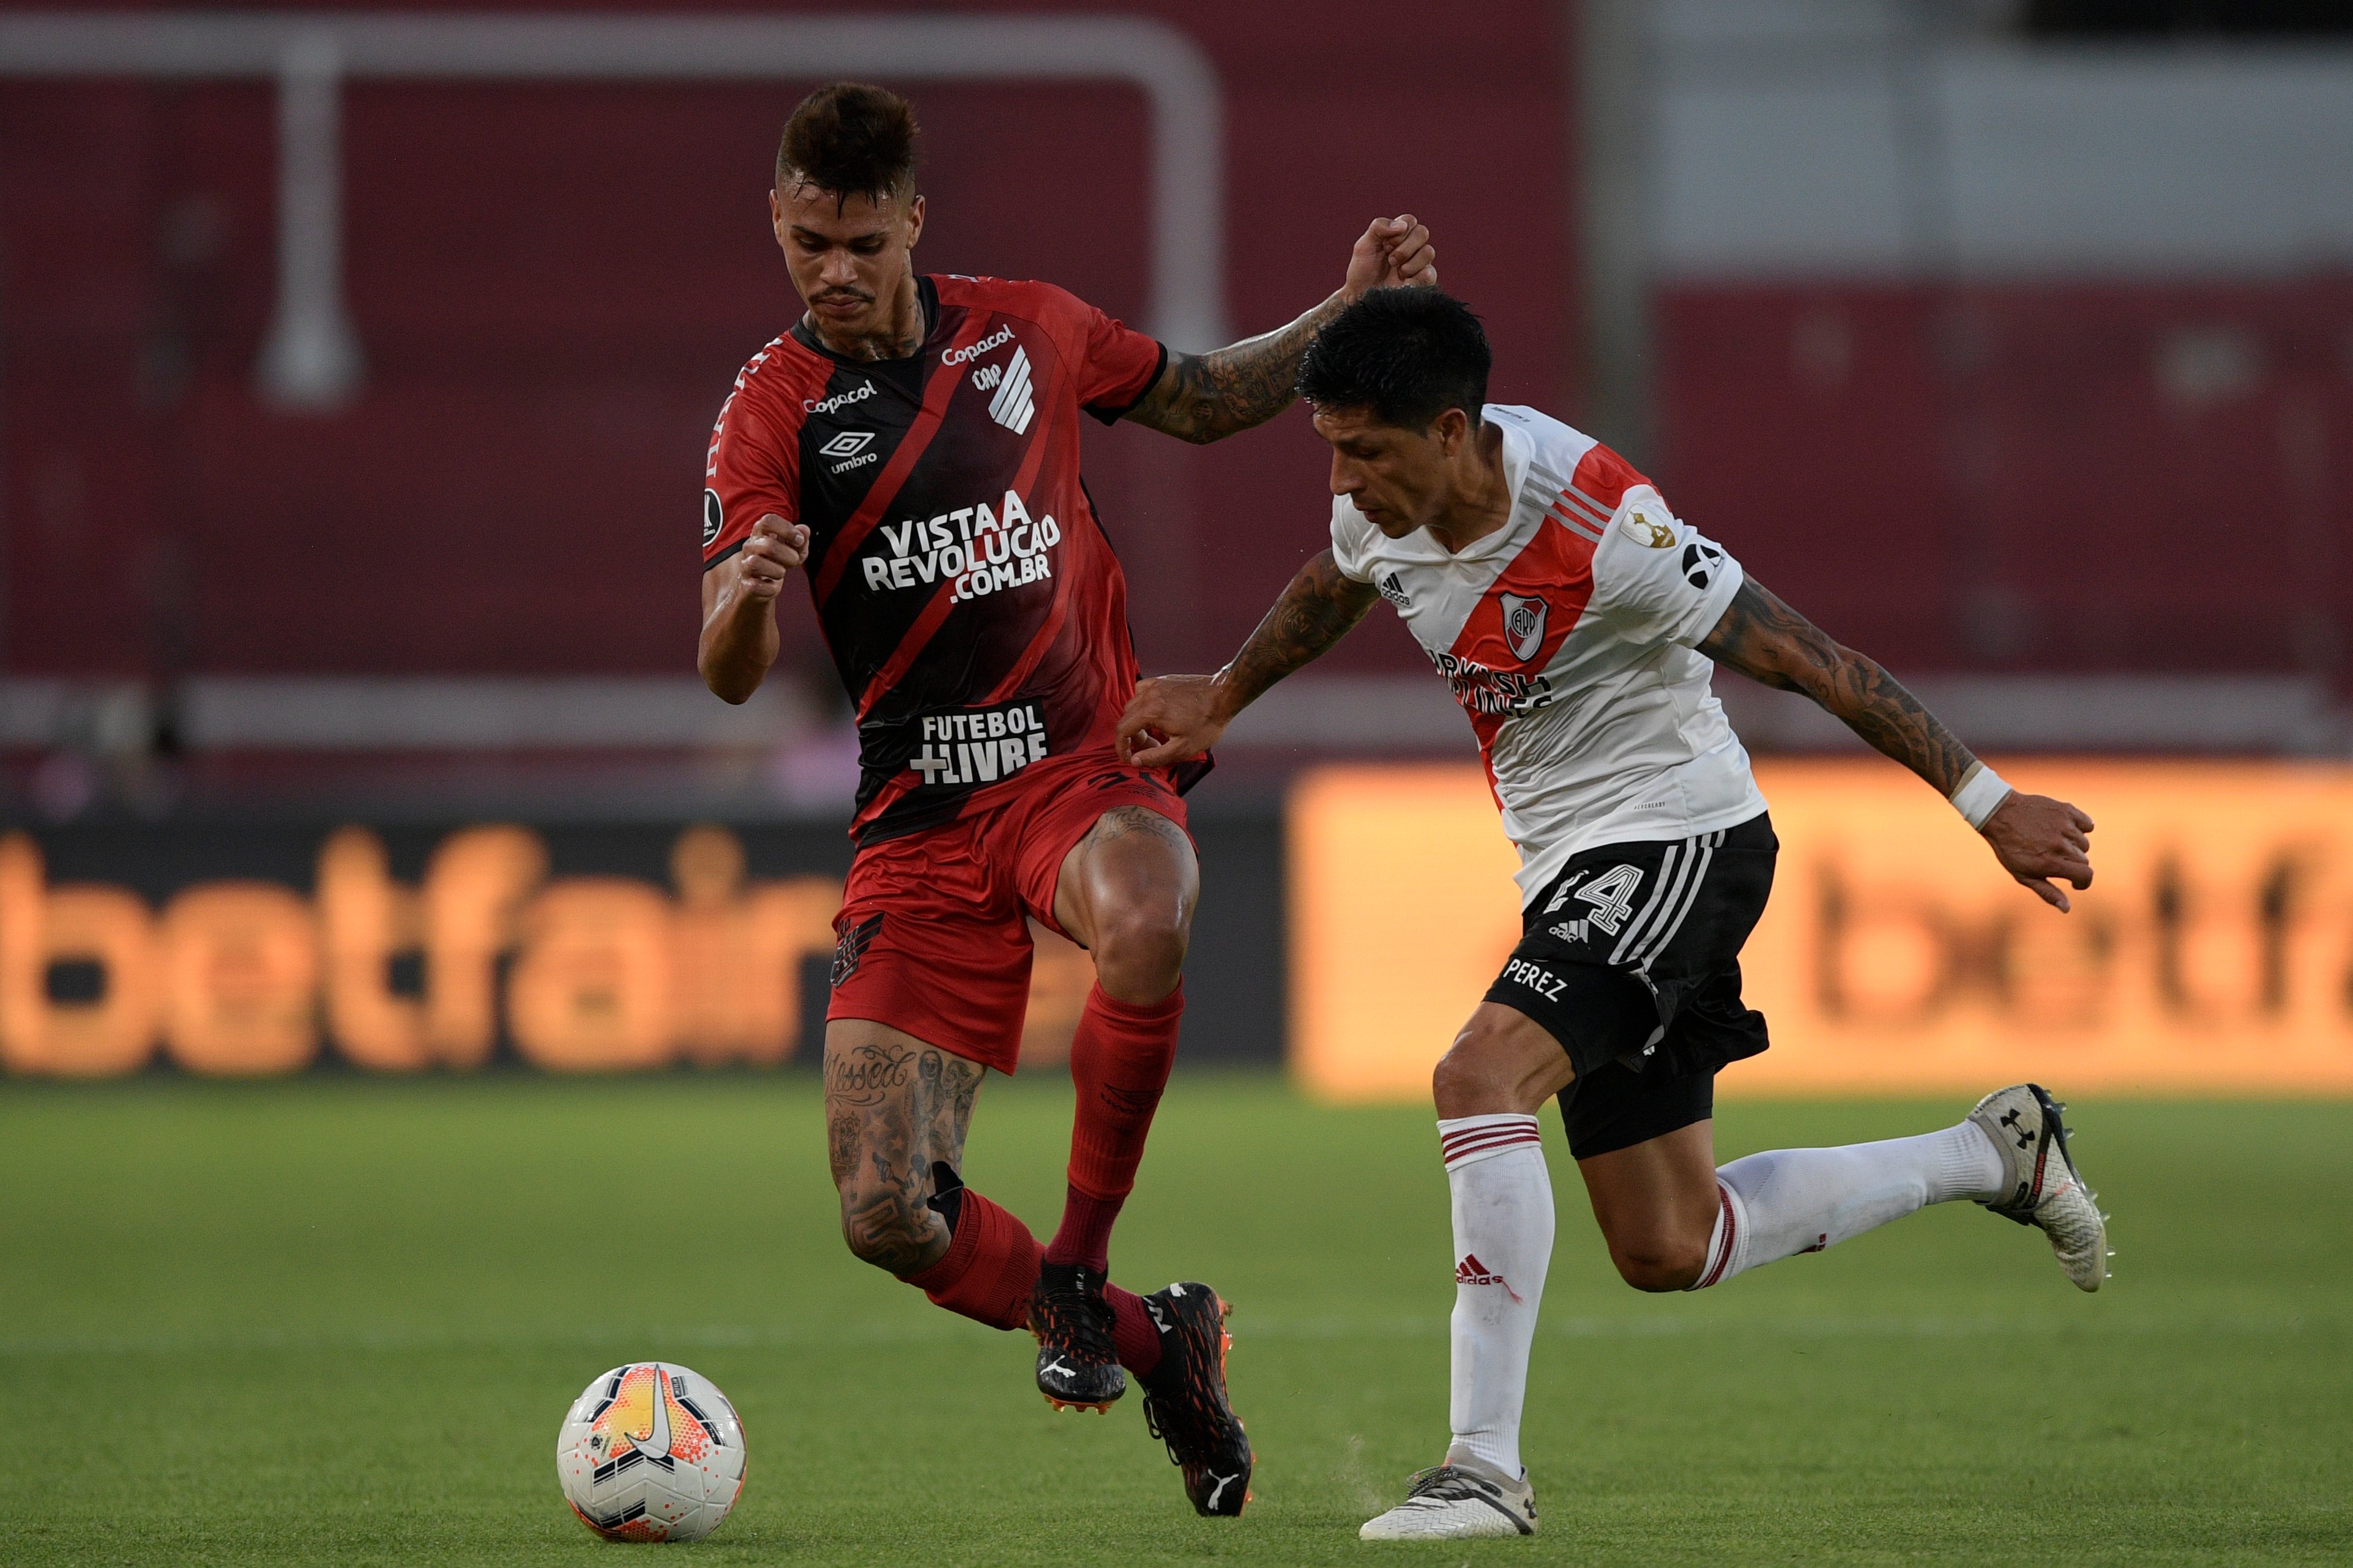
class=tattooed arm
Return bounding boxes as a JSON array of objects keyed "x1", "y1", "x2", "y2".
[
  {"x1": 1117, "y1": 548, "x2": 1378, "y2": 765},
  {"x1": 1699, "y1": 574, "x2": 2096, "y2": 910},
  {"x1": 1122, "y1": 217, "x2": 1436, "y2": 444}
]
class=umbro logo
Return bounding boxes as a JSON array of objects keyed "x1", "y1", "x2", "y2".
[
  {"x1": 819, "y1": 431, "x2": 873, "y2": 459},
  {"x1": 1378, "y1": 571, "x2": 1411, "y2": 609}
]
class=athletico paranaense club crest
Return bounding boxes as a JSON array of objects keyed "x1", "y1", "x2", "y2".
[{"x1": 1499, "y1": 593, "x2": 1549, "y2": 663}]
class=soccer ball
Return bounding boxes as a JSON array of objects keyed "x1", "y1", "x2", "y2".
[{"x1": 556, "y1": 1362, "x2": 747, "y2": 1542}]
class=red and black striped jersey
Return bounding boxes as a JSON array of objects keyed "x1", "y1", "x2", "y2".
[{"x1": 703, "y1": 274, "x2": 1173, "y2": 844}]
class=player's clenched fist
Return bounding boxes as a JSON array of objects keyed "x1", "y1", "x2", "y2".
[
  {"x1": 737, "y1": 513, "x2": 811, "y2": 600},
  {"x1": 1344, "y1": 215, "x2": 1438, "y2": 300}
]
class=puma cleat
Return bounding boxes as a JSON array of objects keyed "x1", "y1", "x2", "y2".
[
  {"x1": 1028, "y1": 1261, "x2": 1127, "y2": 1411},
  {"x1": 1138, "y1": 1282, "x2": 1251, "y2": 1516}
]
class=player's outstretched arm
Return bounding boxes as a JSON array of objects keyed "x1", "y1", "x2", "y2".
[
  {"x1": 1698, "y1": 575, "x2": 2097, "y2": 912},
  {"x1": 698, "y1": 513, "x2": 808, "y2": 704},
  {"x1": 1118, "y1": 548, "x2": 1378, "y2": 764},
  {"x1": 1122, "y1": 217, "x2": 1436, "y2": 445}
]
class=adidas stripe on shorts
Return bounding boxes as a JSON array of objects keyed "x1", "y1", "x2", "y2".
[{"x1": 1483, "y1": 811, "x2": 1778, "y2": 1159}]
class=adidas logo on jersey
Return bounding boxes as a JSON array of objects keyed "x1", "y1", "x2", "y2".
[
  {"x1": 1378, "y1": 572, "x2": 1412, "y2": 609},
  {"x1": 982, "y1": 346, "x2": 1035, "y2": 434}
]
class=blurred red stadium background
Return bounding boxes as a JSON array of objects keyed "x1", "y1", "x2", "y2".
[
  {"x1": 11, "y1": 2, "x2": 2349, "y2": 707},
  {"x1": 3, "y1": 0, "x2": 1574, "y2": 690},
  {"x1": 6, "y1": 2, "x2": 2351, "y2": 1079}
]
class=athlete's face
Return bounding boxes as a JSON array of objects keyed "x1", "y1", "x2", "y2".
[
  {"x1": 1311, "y1": 404, "x2": 1471, "y2": 537},
  {"x1": 770, "y1": 183, "x2": 925, "y2": 342}
]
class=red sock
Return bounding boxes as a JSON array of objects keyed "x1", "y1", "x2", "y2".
[
  {"x1": 900, "y1": 1187, "x2": 1163, "y2": 1376},
  {"x1": 902, "y1": 1189, "x2": 1040, "y2": 1332},
  {"x1": 1104, "y1": 1282, "x2": 1164, "y2": 1376},
  {"x1": 1045, "y1": 984, "x2": 1182, "y2": 1271}
]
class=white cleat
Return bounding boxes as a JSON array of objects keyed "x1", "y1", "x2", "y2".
[
  {"x1": 1359, "y1": 1456, "x2": 1537, "y2": 1540},
  {"x1": 1968, "y1": 1083, "x2": 2108, "y2": 1291}
]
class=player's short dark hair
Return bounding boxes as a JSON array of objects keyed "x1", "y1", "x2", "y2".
[
  {"x1": 775, "y1": 83, "x2": 920, "y2": 205},
  {"x1": 1297, "y1": 289, "x2": 1490, "y2": 432}
]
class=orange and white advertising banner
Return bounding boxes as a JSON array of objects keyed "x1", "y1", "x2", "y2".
[{"x1": 1291, "y1": 760, "x2": 2353, "y2": 1100}]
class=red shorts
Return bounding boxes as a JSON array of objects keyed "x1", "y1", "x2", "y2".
[{"x1": 824, "y1": 751, "x2": 1190, "y2": 1074}]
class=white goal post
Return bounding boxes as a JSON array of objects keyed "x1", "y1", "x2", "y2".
[{"x1": 0, "y1": 10, "x2": 1228, "y2": 411}]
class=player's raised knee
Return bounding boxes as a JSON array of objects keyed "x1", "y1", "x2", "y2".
[
  {"x1": 1087, "y1": 901, "x2": 1189, "y2": 1004},
  {"x1": 1430, "y1": 1016, "x2": 1518, "y2": 1117},
  {"x1": 1430, "y1": 1042, "x2": 1485, "y2": 1116},
  {"x1": 1608, "y1": 1236, "x2": 1709, "y2": 1293}
]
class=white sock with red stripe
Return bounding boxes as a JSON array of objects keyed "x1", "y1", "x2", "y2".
[
  {"x1": 1437, "y1": 1113, "x2": 1552, "y2": 1477},
  {"x1": 1689, "y1": 1121, "x2": 2005, "y2": 1288}
]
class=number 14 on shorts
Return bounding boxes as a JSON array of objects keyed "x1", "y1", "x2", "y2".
[{"x1": 1543, "y1": 863, "x2": 1643, "y2": 940}]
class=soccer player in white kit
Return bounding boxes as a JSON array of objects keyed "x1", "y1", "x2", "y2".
[{"x1": 1116, "y1": 289, "x2": 2110, "y2": 1540}]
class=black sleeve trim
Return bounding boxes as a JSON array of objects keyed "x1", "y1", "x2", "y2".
[
  {"x1": 703, "y1": 539, "x2": 745, "y2": 571},
  {"x1": 1084, "y1": 340, "x2": 1169, "y2": 426}
]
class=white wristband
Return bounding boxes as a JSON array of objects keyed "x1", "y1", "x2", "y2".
[{"x1": 1950, "y1": 762, "x2": 2013, "y2": 831}]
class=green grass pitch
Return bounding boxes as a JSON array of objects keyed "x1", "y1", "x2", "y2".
[{"x1": 3, "y1": 1073, "x2": 2348, "y2": 1566}]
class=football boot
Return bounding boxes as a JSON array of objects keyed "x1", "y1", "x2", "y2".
[
  {"x1": 1028, "y1": 1261, "x2": 1127, "y2": 1411},
  {"x1": 1138, "y1": 1282, "x2": 1252, "y2": 1516},
  {"x1": 1968, "y1": 1082, "x2": 2110, "y2": 1291},
  {"x1": 1359, "y1": 1455, "x2": 1538, "y2": 1540}
]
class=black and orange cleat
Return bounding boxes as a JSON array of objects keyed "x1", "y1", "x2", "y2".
[
  {"x1": 1029, "y1": 1261, "x2": 1127, "y2": 1412},
  {"x1": 1138, "y1": 1281, "x2": 1252, "y2": 1517}
]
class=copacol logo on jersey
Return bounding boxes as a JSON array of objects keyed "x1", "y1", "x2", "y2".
[
  {"x1": 860, "y1": 489, "x2": 1061, "y2": 603},
  {"x1": 939, "y1": 324, "x2": 1013, "y2": 368},
  {"x1": 804, "y1": 381, "x2": 876, "y2": 416},
  {"x1": 904, "y1": 699, "x2": 1048, "y2": 790}
]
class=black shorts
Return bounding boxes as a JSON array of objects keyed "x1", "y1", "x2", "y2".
[{"x1": 1482, "y1": 812, "x2": 1778, "y2": 1160}]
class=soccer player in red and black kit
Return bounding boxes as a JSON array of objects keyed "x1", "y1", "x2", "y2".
[{"x1": 696, "y1": 84, "x2": 1434, "y2": 1515}]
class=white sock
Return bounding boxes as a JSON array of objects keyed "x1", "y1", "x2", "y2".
[
  {"x1": 1690, "y1": 1120, "x2": 2004, "y2": 1288},
  {"x1": 1437, "y1": 1114, "x2": 1552, "y2": 1477}
]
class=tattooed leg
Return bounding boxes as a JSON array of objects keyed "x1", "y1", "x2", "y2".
[{"x1": 823, "y1": 1019, "x2": 984, "y2": 1278}]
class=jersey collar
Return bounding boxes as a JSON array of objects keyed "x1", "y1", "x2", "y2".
[
  {"x1": 789, "y1": 273, "x2": 941, "y2": 364},
  {"x1": 1405, "y1": 409, "x2": 1537, "y2": 566}
]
